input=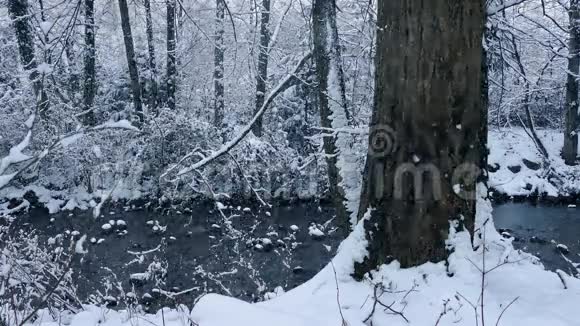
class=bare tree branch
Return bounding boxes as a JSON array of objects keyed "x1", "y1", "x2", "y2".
[
  {"x1": 487, "y1": 0, "x2": 529, "y2": 16},
  {"x1": 174, "y1": 52, "x2": 312, "y2": 177}
]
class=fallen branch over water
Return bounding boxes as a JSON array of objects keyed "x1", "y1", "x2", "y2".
[{"x1": 173, "y1": 52, "x2": 312, "y2": 177}]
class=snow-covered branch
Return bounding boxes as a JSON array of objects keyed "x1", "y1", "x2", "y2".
[
  {"x1": 174, "y1": 52, "x2": 312, "y2": 177},
  {"x1": 268, "y1": 0, "x2": 293, "y2": 53},
  {"x1": 487, "y1": 0, "x2": 529, "y2": 16},
  {"x1": 0, "y1": 119, "x2": 141, "y2": 190}
]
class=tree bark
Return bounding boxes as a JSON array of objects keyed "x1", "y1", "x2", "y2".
[
  {"x1": 354, "y1": 0, "x2": 485, "y2": 277},
  {"x1": 563, "y1": 0, "x2": 580, "y2": 165},
  {"x1": 166, "y1": 0, "x2": 177, "y2": 110},
  {"x1": 144, "y1": 0, "x2": 158, "y2": 111},
  {"x1": 312, "y1": 0, "x2": 353, "y2": 234},
  {"x1": 38, "y1": 0, "x2": 50, "y2": 64},
  {"x1": 8, "y1": 0, "x2": 49, "y2": 112},
  {"x1": 252, "y1": 0, "x2": 270, "y2": 137},
  {"x1": 82, "y1": 0, "x2": 97, "y2": 125},
  {"x1": 213, "y1": 0, "x2": 225, "y2": 127},
  {"x1": 118, "y1": 0, "x2": 143, "y2": 123}
]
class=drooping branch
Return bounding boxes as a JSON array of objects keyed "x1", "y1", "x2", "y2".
[
  {"x1": 174, "y1": 52, "x2": 312, "y2": 176},
  {"x1": 487, "y1": 0, "x2": 529, "y2": 16}
]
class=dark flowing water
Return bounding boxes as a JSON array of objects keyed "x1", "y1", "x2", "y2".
[
  {"x1": 5, "y1": 201, "x2": 579, "y2": 311},
  {"x1": 493, "y1": 203, "x2": 580, "y2": 275},
  {"x1": 8, "y1": 201, "x2": 343, "y2": 311}
]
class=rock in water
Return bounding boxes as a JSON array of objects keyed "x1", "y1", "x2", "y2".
[
  {"x1": 508, "y1": 165, "x2": 521, "y2": 173},
  {"x1": 522, "y1": 158, "x2": 541, "y2": 171},
  {"x1": 556, "y1": 244, "x2": 570, "y2": 255}
]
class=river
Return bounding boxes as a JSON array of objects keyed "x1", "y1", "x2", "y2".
[{"x1": 3, "y1": 200, "x2": 579, "y2": 311}]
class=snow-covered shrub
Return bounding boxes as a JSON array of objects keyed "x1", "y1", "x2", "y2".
[{"x1": 0, "y1": 223, "x2": 81, "y2": 325}]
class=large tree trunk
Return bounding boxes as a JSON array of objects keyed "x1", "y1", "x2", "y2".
[
  {"x1": 354, "y1": 0, "x2": 485, "y2": 277},
  {"x1": 312, "y1": 0, "x2": 355, "y2": 234},
  {"x1": 82, "y1": 0, "x2": 97, "y2": 125},
  {"x1": 252, "y1": 0, "x2": 270, "y2": 137},
  {"x1": 118, "y1": 0, "x2": 143, "y2": 123},
  {"x1": 213, "y1": 0, "x2": 225, "y2": 127},
  {"x1": 144, "y1": 0, "x2": 159, "y2": 111},
  {"x1": 8, "y1": 0, "x2": 49, "y2": 112},
  {"x1": 166, "y1": 0, "x2": 177, "y2": 110},
  {"x1": 563, "y1": 0, "x2": 580, "y2": 165}
]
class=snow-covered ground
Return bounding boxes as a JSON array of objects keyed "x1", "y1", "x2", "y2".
[
  {"x1": 20, "y1": 187, "x2": 580, "y2": 326},
  {"x1": 489, "y1": 128, "x2": 580, "y2": 198}
]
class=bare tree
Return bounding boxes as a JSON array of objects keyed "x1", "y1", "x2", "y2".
[
  {"x1": 118, "y1": 0, "x2": 144, "y2": 123},
  {"x1": 563, "y1": 0, "x2": 580, "y2": 165},
  {"x1": 213, "y1": 0, "x2": 226, "y2": 127},
  {"x1": 8, "y1": 0, "x2": 49, "y2": 112},
  {"x1": 354, "y1": 0, "x2": 485, "y2": 276},
  {"x1": 166, "y1": 0, "x2": 177, "y2": 110},
  {"x1": 82, "y1": 0, "x2": 97, "y2": 125},
  {"x1": 312, "y1": 0, "x2": 353, "y2": 233},
  {"x1": 144, "y1": 0, "x2": 159, "y2": 111},
  {"x1": 252, "y1": 0, "x2": 270, "y2": 137}
]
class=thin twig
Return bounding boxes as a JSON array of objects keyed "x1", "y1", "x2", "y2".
[
  {"x1": 495, "y1": 297, "x2": 519, "y2": 326},
  {"x1": 329, "y1": 262, "x2": 347, "y2": 325},
  {"x1": 227, "y1": 153, "x2": 269, "y2": 207},
  {"x1": 18, "y1": 269, "x2": 70, "y2": 326}
]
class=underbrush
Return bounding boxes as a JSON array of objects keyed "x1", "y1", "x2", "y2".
[{"x1": 0, "y1": 222, "x2": 81, "y2": 326}]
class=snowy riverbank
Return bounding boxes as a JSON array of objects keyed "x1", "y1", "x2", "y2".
[
  {"x1": 488, "y1": 129, "x2": 580, "y2": 200},
  {"x1": 1, "y1": 128, "x2": 579, "y2": 216}
]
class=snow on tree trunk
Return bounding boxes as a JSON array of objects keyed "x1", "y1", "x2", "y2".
[
  {"x1": 166, "y1": 0, "x2": 177, "y2": 110},
  {"x1": 213, "y1": 0, "x2": 225, "y2": 127},
  {"x1": 82, "y1": 0, "x2": 97, "y2": 125},
  {"x1": 8, "y1": 0, "x2": 49, "y2": 112},
  {"x1": 354, "y1": 0, "x2": 485, "y2": 276},
  {"x1": 118, "y1": 0, "x2": 143, "y2": 123},
  {"x1": 563, "y1": 0, "x2": 580, "y2": 165},
  {"x1": 312, "y1": 0, "x2": 358, "y2": 234},
  {"x1": 252, "y1": 0, "x2": 270, "y2": 137},
  {"x1": 145, "y1": 0, "x2": 159, "y2": 111}
]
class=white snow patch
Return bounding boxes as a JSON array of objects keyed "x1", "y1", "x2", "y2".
[
  {"x1": 96, "y1": 119, "x2": 140, "y2": 131},
  {"x1": 75, "y1": 234, "x2": 88, "y2": 254},
  {"x1": 24, "y1": 114, "x2": 35, "y2": 128},
  {"x1": 37, "y1": 62, "x2": 53, "y2": 74},
  {"x1": 308, "y1": 225, "x2": 325, "y2": 237},
  {"x1": 92, "y1": 145, "x2": 102, "y2": 158},
  {"x1": 0, "y1": 173, "x2": 16, "y2": 189}
]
